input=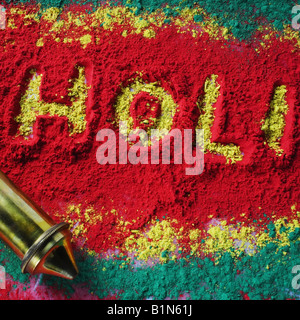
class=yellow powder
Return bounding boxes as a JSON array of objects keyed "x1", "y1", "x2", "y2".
[
  {"x1": 42, "y1": 7, "x2": 60, "y2": 22},
  {"x1": 122, "y1": 30, "x2": 128, "y2": 37},
  {"x1": 261, "y1": 85, "x2": 289, "y2": 156},
  {"x1": 114, "y1": 76, "x2": 178, "y2": 145},
  {"x1": 143, "y1": 29, "x2": 156, "y2": 38},
  {"x1": 57, "y1": 202, "x2": 300, "y2": 262},
  {"x1": 124, "y1": 219, "x2": 181, "y2": 262},
  {"x1": 6, "y1": 5, "x2": 239, "y2": 47},
  {"x1": 36, "y1": 38, "x2": 44, "y2": 47},
  {"x1": 79, "y1": 34, "x2": 92, "y2": 48},
  {"x1": 16, "y1": 65, "x2": 90, "y2": 137},
  {"x1": 197, "y1": 75, "x2": 243, "y2": 164}
]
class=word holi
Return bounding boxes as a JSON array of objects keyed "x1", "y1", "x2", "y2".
[{"x1": 16, "y1": 66, "x2": 290, "y2": 165}]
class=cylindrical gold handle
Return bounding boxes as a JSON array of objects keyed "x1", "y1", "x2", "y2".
[{"x1": 0, "y1": 170, "x2": 78, "y2": 279}]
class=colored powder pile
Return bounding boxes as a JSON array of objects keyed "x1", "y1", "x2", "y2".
[
  {"x1": 0, "y1": 0, "x2": 299, "y2": 300},
  {"x1": 2, "y1": 0, "x2": 297, "y2": 39}
]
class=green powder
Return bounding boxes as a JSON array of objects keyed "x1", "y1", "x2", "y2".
[
  {"x1": 1, "y1": 231, "x2": 300, "y2": 299},
  {"x1": 194, "y1": 14, "x2": 203, "y2": 23},
  {"x1": 120, "y1": 0, "x2": 295, "y2": 39},
  {"x1": 5, "y1": 0, "x2": 297, "y2": 40},
  {"x1": 0, "y1": 242, "x2": 30, "y2": 284},
  {"x1": 41, "y1": 239, "x2": 300, "y2": 300}
]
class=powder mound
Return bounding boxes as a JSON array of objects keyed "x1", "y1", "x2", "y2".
[{"x1": 0, "y1": 2, "x2": 299, "y2": 300}]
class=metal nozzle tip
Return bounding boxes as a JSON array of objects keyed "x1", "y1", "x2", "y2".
[
  {"x1": 21, "y1": 223, "x2": 78, "y2": 279},
  {"x1": 42, "y1": 244, "x2": 79, "y2": 280}
]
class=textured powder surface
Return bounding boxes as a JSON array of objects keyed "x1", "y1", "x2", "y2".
[
  {"x1": 0, "y1": 1, "x2": 299, "y2": 300},
  {"x1": 2, "y1": 0, "x2": 297, "y2": 39}
]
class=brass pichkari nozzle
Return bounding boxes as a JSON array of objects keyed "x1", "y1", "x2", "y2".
[{"x1": 0, "y1": 170, "x2": 78, "y2": 280}]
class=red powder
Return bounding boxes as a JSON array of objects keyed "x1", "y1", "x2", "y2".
[{"x1": 0, "y1": 7, "x2": 299, "y2": 254}]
